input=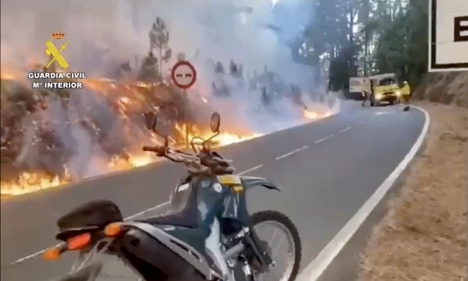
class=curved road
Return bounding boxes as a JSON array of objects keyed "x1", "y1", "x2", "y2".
[{"x1": 1, "y1": 104, "x2": 427, "y2": 281}]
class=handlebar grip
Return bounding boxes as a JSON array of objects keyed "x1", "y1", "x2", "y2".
[
  {"x1": 142, "y1": 146, "x2": 155, "y2": 152},
  {"x1": 142, "y1": 146, "x2": 166, "y2": 155}
]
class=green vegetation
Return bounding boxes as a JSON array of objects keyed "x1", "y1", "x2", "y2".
[{"x1": 294, "y1": 0, "x2": 429, "y2": 91}]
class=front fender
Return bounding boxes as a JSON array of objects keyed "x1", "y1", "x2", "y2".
[{"x1": 241, "y1": 176, "x2": 280, "y2": 191}]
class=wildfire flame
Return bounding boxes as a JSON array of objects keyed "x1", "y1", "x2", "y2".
[
  {"x1": 0, "y1": 73, "x2": 260, "y2": 197},
  {"x1": 0, "y1": 70, "x2": 329, "y2": 198},
  {"x1": 0, "y1": 131, "x2": 260, "y2": 197},
  {"x1": 303, "y1": 108, "x2": 319, "y2": 119},
  {"x1": 0, "y1": 171, "x2": 71, "y2": 196}
]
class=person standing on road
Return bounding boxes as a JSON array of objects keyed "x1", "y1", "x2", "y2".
[
  {"x1": 362, "y1": 80, "x2": 374, "y2": 106},
  {"x1": 401, "y1": 81, "x2": 411, "y2": 111},
  {"x1": 361, "y1": 90, "x2": 370, "y2": 106}
]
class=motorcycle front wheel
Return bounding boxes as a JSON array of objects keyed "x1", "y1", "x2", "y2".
[{"x1": 250, "y1": 210, "x2": 302, "y2": 281}]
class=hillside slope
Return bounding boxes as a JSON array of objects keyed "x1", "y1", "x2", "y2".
[
  {"x1": 413, "y1": 72, "x2": 468, "y2": 108},
  {"x1": 359, "y1": 102, "x2": 467, "y2": 281}
]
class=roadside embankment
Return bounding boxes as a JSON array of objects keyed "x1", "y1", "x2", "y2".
[
  {"x1": 413, "y1": 72, "x2": 468, "y2": 108},
  {"x1": 358, "y1": 102, "x2": 468, "y2": 280}
]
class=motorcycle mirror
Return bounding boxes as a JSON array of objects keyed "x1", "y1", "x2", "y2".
[
  {"x1": 143, "y1": 112, "x2": 158, "y2": 132},
  {"x1": 210, "y1": 112, "x2": 221, "y2": 133}
]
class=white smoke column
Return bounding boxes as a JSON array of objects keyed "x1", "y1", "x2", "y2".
[
  {"x1": 2, "y1": 0, "x2": 325, "y2": 109},
  {"x1": 137, "y1": 0, "x2": 325, "y2": 133},
  {"x1": 1, "y1": 0, "x2": 147, "y2": 74}
]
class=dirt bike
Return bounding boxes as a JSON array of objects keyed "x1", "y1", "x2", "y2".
[{"x1": 43, "y1": 112, "x2": 302, "y2": 281}]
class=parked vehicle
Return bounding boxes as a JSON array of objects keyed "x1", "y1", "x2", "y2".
[
  {"x1": 44, "y1": 112, "x2": 302, "y2": 281},
  {"x1": 350, "y1": 73, "x2": 408, "y2": 106},
  {"x1": 348, "y1": 76, "x2": 371, "y2": 101},
  {"x1": 368, "y1": 73, "x2": 401, "y2": 106}
]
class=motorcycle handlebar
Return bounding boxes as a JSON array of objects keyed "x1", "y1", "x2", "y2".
[
  {"x1": 142, "y1": 145, "x2": 197, "y2": 162},
  {"x1": 142, "y1": 145, "x2": 166, "y2": 155},
  {"x1": 142, "y1": 144, "x2": 233, "y2": 173}
]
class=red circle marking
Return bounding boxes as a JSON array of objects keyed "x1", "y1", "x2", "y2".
[{"x1": 171, "y1": 61, "x2": 197, "y2": 90}]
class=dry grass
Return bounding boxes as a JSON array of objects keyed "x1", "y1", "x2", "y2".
[{"x1": 359, "y1": 102, "x2": 468, "y2": 281}]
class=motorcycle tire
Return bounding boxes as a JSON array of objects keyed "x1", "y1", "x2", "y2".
[{"x1": 251, "y1": 210, "x2": 302, "y2": 281}]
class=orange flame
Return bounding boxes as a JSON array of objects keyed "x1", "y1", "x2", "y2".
[
  {"x1": 1, "y1": 171, "x2": 71, "y2": 196},
  {"x1": 303, "y1": 108, "x2": 319, "y2": 119}
]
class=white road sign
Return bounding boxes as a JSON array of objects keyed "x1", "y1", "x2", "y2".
[{"x1": 429, "y1": 0, "x2": 468, "y2": 72}]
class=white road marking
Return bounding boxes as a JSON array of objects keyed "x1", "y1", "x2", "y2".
[
  {"x1": 375, "y1": 111, "x2": 393, "y2": 115},
  {"x1": 337, "y1": 126, "x2": 351, "y2": 134},
  {"x1": 6, "y1": 165, "x2": 265, "y2": 267},
  {"x1": 238, "y1": 164, "x2": 264, "y2": 175},
  {"x1": 276, "y1": 126, "x2": 353, "y2": 160},
  {"x1": 125, "y1": 202, "x2": 170, "y2": 220},
  {"x1": 300, "y1": 106, "x2": 430, "y2": 281},
  {"x1": 314, "y1": 134, "x2": 335, "y2": 144},
  {"x1": 275, "y1": 145, "x2": 309, "y2": 160}
]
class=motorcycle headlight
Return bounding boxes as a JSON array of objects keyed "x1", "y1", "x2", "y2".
[
  {"x1": 375, "y1": 94, "x2": 382, "y2": 99},
  {"x1": 395, "y1": 90, "x2": 401, "y2": 96}
]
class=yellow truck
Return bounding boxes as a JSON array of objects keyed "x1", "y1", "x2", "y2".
[
  {"x1": 369, "y1": 73, "x2": 400, "y2": 106},
  {"x1": 349, "y1": 73, "x2": 410, "y2": 106}
]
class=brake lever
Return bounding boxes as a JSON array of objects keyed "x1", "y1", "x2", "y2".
[{"x1": 211, "y1": 151, "x2": 223, "y2": 158}]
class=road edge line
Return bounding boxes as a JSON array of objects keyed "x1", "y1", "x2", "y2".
[{"x1": 301, "y1": 105, "x2": 431, "y2": 281}]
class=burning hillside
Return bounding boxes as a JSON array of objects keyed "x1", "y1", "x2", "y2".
[
  {"x1": 0, "y1": 60, "x2": 325, "y2": 196},
  {"x1": 1, "y1": 2, "x2": 334, "y2": 197},
  {"x1": 0, "y1": 67, "x2": 264, "y2": 196}
]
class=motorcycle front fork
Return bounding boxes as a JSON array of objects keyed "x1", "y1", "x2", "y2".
[
  {"x1": 224, "y1": 226, "x2": 274, "y2": 280},
  {"x1": 245, "y1": 229, "x2": 274, "y2": 271}
]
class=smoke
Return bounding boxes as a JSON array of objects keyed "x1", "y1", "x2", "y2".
[
  {"x1": 1, "y1": 0, "x2": 320, "y2": 88},
  {"x1": 1, "y1": 0, "x2": 339, "y2": 180}
]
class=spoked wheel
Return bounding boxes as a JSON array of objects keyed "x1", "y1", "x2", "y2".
[{"x1": 250, "y1": 211, "x2": 302, "y2": 281}]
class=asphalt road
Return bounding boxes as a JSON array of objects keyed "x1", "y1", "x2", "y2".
[{"x1": 0, "y1": 103, "x2": 426, "y2": 281}]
